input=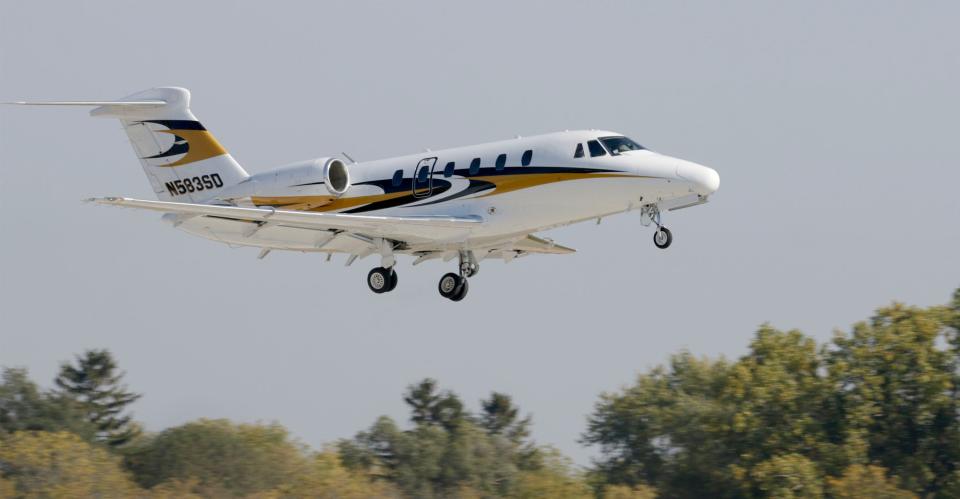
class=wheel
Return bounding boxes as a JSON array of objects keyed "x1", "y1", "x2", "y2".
[
  {"x1": 438, "y1": 272, "x2": 463, "y2": 299},
  {"x1": 653, "y1": 226, "x2": 673, "y2": 249},
  {"x1": 450, "y1": 278, "x2": 469, "y2": 301},
  {"x1": 386, "y1": 268, "x2": 398, "y2": 292},
  {"x1": 367, "y1": 267, "x2": 391, "y2": 293}
]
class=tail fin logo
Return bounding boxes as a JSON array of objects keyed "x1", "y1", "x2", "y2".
[{"x1": 139, "y1": 120, "x2": 228, "y2": 167}]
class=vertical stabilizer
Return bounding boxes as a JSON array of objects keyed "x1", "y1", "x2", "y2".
[{"x1": 86, "y1": 87, "x2": 248, "y2": 202}]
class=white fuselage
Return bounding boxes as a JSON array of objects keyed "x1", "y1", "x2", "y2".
[{"x1": 174, "y1": 130, "x2": 719, "y2": 254}]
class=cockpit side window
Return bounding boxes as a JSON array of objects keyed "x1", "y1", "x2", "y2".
[
  {"x1": 574, "y1": 143, "x2": 584, "y2": 158},
  {"x1": 599, "y1": 136, "x2": 645, "y2": 155},
  {"x1": 587, "y1": 140, "x2": 606, "y2": 157}
]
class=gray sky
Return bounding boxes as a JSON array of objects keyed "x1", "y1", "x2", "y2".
[{"x1": 2, "y1": 1, "x2": 958, "y2": 465}]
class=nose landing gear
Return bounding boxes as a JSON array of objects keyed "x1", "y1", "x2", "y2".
[
  {"x1": 642, "y1": 204, "x2": 673, "y2": 249},
  {"x1": 438, "y1": 250, "x2": 476, "y2": 301},
  {"x1": 653, "y1": 227, "x2": 672, "y2": 249}
]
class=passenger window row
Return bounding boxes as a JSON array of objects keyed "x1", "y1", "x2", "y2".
[{"x1": 391, "y1": 149, "x2": 534, "y2": 185}]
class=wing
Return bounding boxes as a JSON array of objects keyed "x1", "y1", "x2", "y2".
[{"x1": 89, "y1": 197, "x2": 483, "y2": 243}]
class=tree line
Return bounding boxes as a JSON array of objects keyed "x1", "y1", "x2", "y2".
[{"x1": 0, "y1": 288, "x2": 957, "y2": 498}]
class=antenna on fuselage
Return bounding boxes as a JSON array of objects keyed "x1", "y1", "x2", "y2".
[{"x1": 341, "y1": 152, "x2": 357, "y2": 164}]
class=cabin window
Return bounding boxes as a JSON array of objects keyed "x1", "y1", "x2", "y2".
[
  {"x1": 521, "y1": 149, "x2": 533, "y2": 166},
  {"x1": 574, "y1": 143, "x2": 584, "y2": 158},
  {"x1": 416, "y1": 165, "x2": 430, "y2": 183},
  {"x1": 469, "y1": 157, "x2": 481, "y2": 175},
  {"x1": 391, "y1": 169, "x2": 403, "y2": 187},
  {"x1": 444, "y1": 161, "x2": 455, "y2": 177},
  {"x1": 495, "y1": 153, "x2": 507, "y2": 171},
  {"x1": 588, "y1": 140, "x2": 607, "y2": 157}
]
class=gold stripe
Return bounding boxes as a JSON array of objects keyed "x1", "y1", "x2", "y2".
[
  {"x1": 471, "y1": 172, "x2": 631, "y2": 198},
  {"x1": 252, "y1": 191, "x2": 411, "y2": 212},
  {"x1": 156, "y1": 129, "x2": 228, "y2": 167},
  {"x1": 251, "y1": 172, "x2": 639, "y2": 212}
]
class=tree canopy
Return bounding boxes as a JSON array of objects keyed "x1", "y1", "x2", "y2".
[
  {"x1": 1, "y1": 287, "x2": 957, "y2": 498},
  {"x1": 583, "y1": 292, "x2": 960, "y2": 498}
]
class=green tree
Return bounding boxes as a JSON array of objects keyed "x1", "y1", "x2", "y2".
[
  {"x1": 54, "y1": 349, "x2": 141, "y2": 446},
  {"x1": 825, "y1": 302, "x2": 960, "y2": 495},
  {"x1": 404, "y1": 379, "x2": 441, "y2": 426},
  {"x1": 124, "y1": 419, "x2": 306, "y2": 496},
  {"x1": 403, "y1": 379, "x2": 468, "y2": 431},
  {"x1": 721, "y1": 326, "x2": 835, "y2": 493},
  {"x1": 481, "y1": 392, "x2": 531, "y2": 443},
  {"x1": 747, "y1": 454, "x2": 823, "y2": 499},
  {"x1": 480, "y1": 391, "x2": 540, "y2": 471},
  {"x1": 584, "y1": 289, "x2": 960, "y2": 498},
  {"x1": 341, "y1": 379, "x2": 559, "y2": 498},
  {"x1": 0, "y1": 367, "x2": 95, "y2": 440},
  {"x1": 583, "y1": 351, "x2": 733, "y2": 497},
  {"x1": 0, "y1": 431, "x2": 139, "y2": 497}
]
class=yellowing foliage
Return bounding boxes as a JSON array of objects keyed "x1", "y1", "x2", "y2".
[
  {"x1": 0, "y1": 431, "x2": 137, "y2": 498},
  {"x1": 272, "y1": 450, "x2": 400, "y2": 498},
  {"x1": 512, "y1": 449, "x2": 592, "y2": 499},
  {"x1": 603, "y1": 484, "x2": 658, "y2": 499},
  {"x1": 826, "y1": 465, "x2": 917, "y2": 499}
]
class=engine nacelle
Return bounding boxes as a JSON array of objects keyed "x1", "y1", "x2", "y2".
[
  {"x1": 239, "y1": 157, "x2": 351, "y2": 198},
  {"x1": 322, "y1": 158, "x2": 350, "y2": 196}
]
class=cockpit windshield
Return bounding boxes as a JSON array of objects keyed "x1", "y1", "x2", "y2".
[{"x1": 599, "y1": 136, "x2": 645, "y2": 155}]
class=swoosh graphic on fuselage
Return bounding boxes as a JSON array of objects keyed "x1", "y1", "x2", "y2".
[{"x1": 251, "y1": 166, "x2": 648, "y2": 214}]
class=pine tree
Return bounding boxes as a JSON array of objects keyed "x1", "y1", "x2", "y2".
[
  {"x1": 404, "y1": 379, "x2": 440, "y2": 426},
  {"x1": 480, "y1": 392, "x2": 531, "y2": 443},
  {"x1": 54, "y1": 349, "x2": 141, "y2": 446}
]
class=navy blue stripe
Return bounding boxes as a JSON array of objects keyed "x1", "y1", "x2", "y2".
[{"x1": 139, "y1": 120, "x2": 206, "y2": 131}]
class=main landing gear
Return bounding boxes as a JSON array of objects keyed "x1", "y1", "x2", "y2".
[
  {"x1": 642, "y1": 204, "x2": 673, "y2": 249},
  {"x1": 367, "y1": 238, "x2": 400, "y2": 294},
  {"x1": 438, "y1": 250, "x2": 477, "y2": 302},
  {"x1": 367, "y1": 267, "x2": 398, "y2": 294}
]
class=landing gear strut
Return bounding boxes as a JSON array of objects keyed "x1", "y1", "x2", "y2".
[
  {"x1": 439, "y1": 250, "x2": 477, "y2": 301},
  {"x1": 642, "y1": 204, "x2": 673, "y2": 250},
  {"x1": 366, "y1": 239, "x2": 400, "y2": 294}
]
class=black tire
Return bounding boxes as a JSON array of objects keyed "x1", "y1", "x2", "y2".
[
  {"x1": 386, "y1": 269, "x2": 398, "y2": 292},
  {"x1": 653, "y1": 226, "x2": 673, "y2": 249},
  {"x1": 367, "y1": 267, "x2": 390, "y2": 293},
  {"x1": 450, "y1": 278, "x2": 469, "y2": 301},
  {"x1": 438, "y1": 272, "x2": 463, "y2": 299}
]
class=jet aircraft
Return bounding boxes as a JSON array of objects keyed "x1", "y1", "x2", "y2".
[{"x1": 9, "y1": 87, "x2": 720, "y2": 301}]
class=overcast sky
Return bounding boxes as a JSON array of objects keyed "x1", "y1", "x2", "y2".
[{"x1": 2, "y1": 1, "x2": 958, "y2": 465}]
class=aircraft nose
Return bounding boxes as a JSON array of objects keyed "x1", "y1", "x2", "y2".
[{"x1": 676, "y1": 161, "x2": 720, "y2": 195}]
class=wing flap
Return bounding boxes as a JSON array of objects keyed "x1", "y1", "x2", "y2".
[{"x1": 514, "y1": 235, "x2": 575, "y2": 254}]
